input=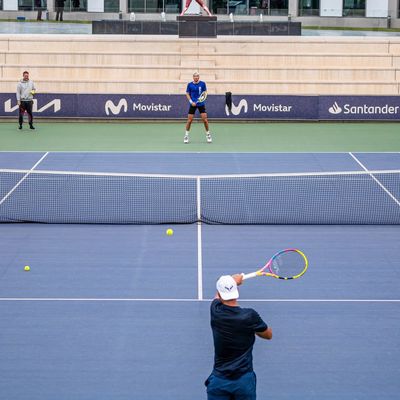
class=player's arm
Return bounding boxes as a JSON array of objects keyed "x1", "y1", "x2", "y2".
[
  {"x1": 16, "y1": 83, "x2": 21, "y2": 105},
  {"x1": 256, "y1": 327, "x2": 273, "y2": 340},
  {"x1": 186, "y1": 92, "x2": 195, "y2": 106},
  {"x1": 232, "y1": 273, "x2": 243, "y2": 286}
]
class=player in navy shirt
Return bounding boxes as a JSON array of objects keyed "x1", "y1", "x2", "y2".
[
  {"x1": 184, "y1": 72, "x2": 212, "y2": 144},
  {"x1": 206, "y1": 274, "x2": 272, "y2": 400}
]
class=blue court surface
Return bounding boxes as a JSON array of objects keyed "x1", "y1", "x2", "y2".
[{"x1": 0, "y1": 152, "x2": 399, "y2": 400}]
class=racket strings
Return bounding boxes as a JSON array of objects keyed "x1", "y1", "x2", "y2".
[{"x1": 269, "y1": 251, "x2": 306, "y2": 278}]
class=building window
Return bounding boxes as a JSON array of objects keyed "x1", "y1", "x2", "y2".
[
  {"x1": 129, "y1": 0, "x2": 180, "y2": 12},
  {"x1": 19, "y1": 0, "x2": 34, "y2": 10},
  {"x1": 19, "y1": 0, "x2": 47, "y2": 10},
  {"x1": 104, "y1": 0, "x2": 119, "y2": 12},
  {"x1": 64, "y1": 0, "x2": 88, "y2": 11},
  {"x1": 212, "y1": 0, "x2": 288, "y2": 15},
  {"x1": 299, "y1": 0, "x2": 319, "y2": 16},
  {"x1": 0, "y1": 0, "x2": 3, "y2": 10},
  {"x1": 210, "y1": 0, "x2": 227, "y2": 14},
  {"x1": 343, "y1": 0, "x2": 365, "y2": 17},
  {"x1": 270, "y1": 0, "x2": 287, "y2": 15},
  {"x1": 164, "y1": 0, "x2": 180, "y2": 13}
]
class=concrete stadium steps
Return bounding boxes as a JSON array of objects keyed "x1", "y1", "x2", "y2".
[
  {"x1": 0, "y1": 79, "x2": 187, "y2": 94},
  {"x1": 204, "y1": 54, "x2": 394, "y2": 68},
  {"x1": 3, "y1": 52, "x2": 184, "y2": 67},
  {"x1": 1, "y1": 65, "x2": 396, "y2": 83},
  {"x1": 2, "y1": 52, "x2": 393, "y2": 69},
  {"x1": 1, "y1": 35, "x2": 400, "y2": 95},
  {"x1": 1, "y1": 78, "x2": 398, "y2": 95},
  {"x1": 197, "y1": 40, "x2": 392, "y2": 55}
]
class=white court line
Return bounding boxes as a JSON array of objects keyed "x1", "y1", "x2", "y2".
[
  {"x1": 349, "y1": 152, "x2": 400, "y2": 207},
  {"x1": 0, "y1": 298, "x2": 399, "y2": 302},
  {"x1": 0, "y1": 152, "x2": 49, "y2": 206}
]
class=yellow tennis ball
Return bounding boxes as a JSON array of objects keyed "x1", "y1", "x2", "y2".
[
  {"x1": 24, "y1": 266, "x2": 30, "y2": 271},
  {"x1": 166, "y1": 228, "x2": 174, "y2": 236}
]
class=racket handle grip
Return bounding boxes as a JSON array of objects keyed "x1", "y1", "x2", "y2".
[{"x1": 241, "y1": 272, "x2": 257, "y2": 280}]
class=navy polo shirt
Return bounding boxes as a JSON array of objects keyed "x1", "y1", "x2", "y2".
[
  {"x1": 186, "y1": 81, "x2": 207, "y2": 106},
  {"x1": 210, "y1": 299, "x2": 268, "y2": 380}
]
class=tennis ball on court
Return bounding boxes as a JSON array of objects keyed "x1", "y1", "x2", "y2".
[
  {"x1": 24, "y1": 266, "x2": 30, "y2": 271},
  {"x1": 166, "y1": 228, "x2": 174, "y2": 236}
]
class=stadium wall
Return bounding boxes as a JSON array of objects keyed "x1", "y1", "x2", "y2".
[
  {"x1": 1, "y1": 35, "x2": 400, "y2": 96},
  {"x1": 1, "y1": 34, "x2": 400, "y2": 120},
  {"x1": 1, "y1": 93, "x2": 400, "y2": 121}
]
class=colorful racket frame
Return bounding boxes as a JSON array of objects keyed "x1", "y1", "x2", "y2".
[
  {"x1": 197, "y1": 91, "x2": 207, "y2": 103},
  {"x1": 242, "y1": 248, "x2": 308, "y2": 281}
]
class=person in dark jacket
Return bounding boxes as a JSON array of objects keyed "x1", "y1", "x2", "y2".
[
  {"x1": 55, "y1": 0, "x2": 66, "y2": 21},
  {"x1": 16, "y1": 71, "x2": 36, "y2": 130},
  {"x1": 35, "y1": 0, "x2": 43, "y2": 21}
]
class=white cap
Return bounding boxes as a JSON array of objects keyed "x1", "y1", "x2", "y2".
[{"x1": 216, "y1": 275, "x2": 239, "y2": 300}]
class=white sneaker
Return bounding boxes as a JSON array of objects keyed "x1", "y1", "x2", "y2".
[
  {"x1": 184, "y1": 134, "x2": 189, "y2": 144},
  {"x1": 206, "y1": 133, "x2": 212, "y2": 143}
]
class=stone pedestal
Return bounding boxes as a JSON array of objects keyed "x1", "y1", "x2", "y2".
[{"x1": 176, "y1": 15, "x2": 217, "y2": 38}]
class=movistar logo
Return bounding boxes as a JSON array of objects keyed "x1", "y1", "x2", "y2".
[
  {"x1": 225, "y1": 99, "x2": 248, "y2": 116},
  {"x1": 105, "y1": 99, "x2": 128, "y2": 115},
  {"x1": 329, "y1": 102, "x2": 342, "y2": 114}
]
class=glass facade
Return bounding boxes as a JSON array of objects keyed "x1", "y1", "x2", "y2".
[
  {"x1": 128, "y1": 0, "x2": 180, "y2": 12},
  {"x1": 343, "y1": 0, "x2": 365, "y2": 17},
  {"x1": 18, "y1": 0, "x2": 47, "y2": 10},
  {"x1": 3, "y1": 0, "x2": 391, "y2": 17},
  {"x1": 299, "y1": 0, "x2": 319, "y2": 16},
  {"x1": 104, "y1": 0, "x2": 119, "y2": 12},
  {"x1": 210, "y1": 0, "x2": 288, "y2": 15},
  {"x1": 64, "y1": 0, "x2": 87, "y2": 11}
]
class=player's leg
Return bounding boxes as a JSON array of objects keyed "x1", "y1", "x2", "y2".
[
  {"x1": 180, "y1": 0, "x2": 192, "y2": 15},
  {"x1": 200, "y1": 108, "x2": 212, "y2": 143},
  {"x1": 195, "y1": 0, "x2": 212, "y2": 15},
  {"x1": 184, "y1": 106, "x2": 195, "y2": 143},
  {"x1": 18, "y1": 103, "x2": 25, "y2": 129},
  {"x1": 26, "y1": 101, "x2": 35, "y2": 129}
]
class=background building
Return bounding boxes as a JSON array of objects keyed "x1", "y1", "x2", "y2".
[{"x1": 0, "y1": 0, "x2": 399, "y2": 28}]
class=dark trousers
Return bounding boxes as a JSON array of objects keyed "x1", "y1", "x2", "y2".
[
  {"x1": 19, "y1": 101, "x2": 33, "y2": 125},
  {"x1": 56, "y1": 7, "x2": 64, "y2": 21}
]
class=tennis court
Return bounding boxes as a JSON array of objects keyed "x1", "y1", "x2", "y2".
[{"x1": 0, "y1": 134, "x2": 399, "y2": 399}]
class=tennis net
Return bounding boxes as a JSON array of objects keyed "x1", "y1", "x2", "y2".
[{"x1": 0, "y1": 168, "x2": 399, "y2": 224}]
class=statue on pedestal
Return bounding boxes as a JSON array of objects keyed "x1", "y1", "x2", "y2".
[{"x1": 180, "y1": 0, "x2": 212, "y2": 16}]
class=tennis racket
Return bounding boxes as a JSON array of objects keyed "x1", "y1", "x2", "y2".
[
  {"x1": 242, "y1": 249, "x2": 308, "y2": 281},
  {"x1": 197, "y1": 91, "x2": 207, "y2": 103}
]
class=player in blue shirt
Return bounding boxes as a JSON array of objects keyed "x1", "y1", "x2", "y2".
[
  {"x1": 184, "y1": 72, "x2": 212, "y2": 144},
  {"x1": 205, "y1": 274, "x2": 272, "y2": 400}
]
